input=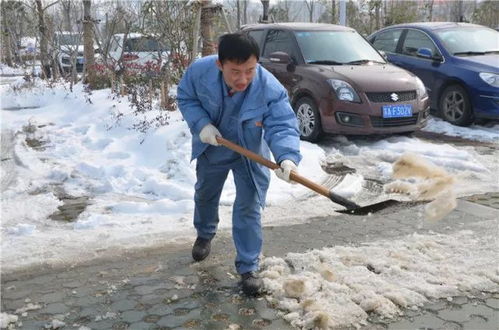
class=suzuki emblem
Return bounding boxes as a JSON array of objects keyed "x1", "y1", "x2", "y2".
[{"x1": 390, "y1": 93, "x2": 399, "y2": 102}]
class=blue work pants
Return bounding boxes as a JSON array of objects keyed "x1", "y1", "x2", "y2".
[{"x1": 194, "y1": 154, "x2": 262, "y2": 274}]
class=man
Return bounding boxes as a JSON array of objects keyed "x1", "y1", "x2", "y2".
[{"x1": 177, "y1": 33, "x2": 301, "y2": 296}]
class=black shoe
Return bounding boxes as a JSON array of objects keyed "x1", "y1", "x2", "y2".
[
  {"x1": 192, "y1": 237, "x2": 211, "y2": 262},
  {"x1": 241, "y1": 271, "x2": 262, "y2": 296}
]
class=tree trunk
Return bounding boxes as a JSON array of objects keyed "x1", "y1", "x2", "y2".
[
  {"x1": 243, "y1": 0, "x2": 248, "y2": 25},
  {"x1": 1, "y1": 3, "x2": 13, "y2": 67},
  {"x1": 61, "y1": 0, "x2": 72, "y2": 32},
  {"x1": 332, "y1": 0, "x2": 336, "y2": 24},
  {"x1": 427, "y1": 0, "x2": 434, "y2": 21},
  {"x1": 261, "y1": 0, "x2": 269, "y2": 22},
  {"x1": 200, "y1": 0, "x2": 216, "y2": 57},
  {"x1": 35, "y1": 0, "x2": 50, "y2": 79},
  {"x1": 192, "y1": 3, "x2": 202, "y2": 62},
  {"x1": 83, "y1": 0, "x2": 96, "y2": 87},
  {"x1": 237, "y1": 0, "x2": 241, "y2": 29},
  {"x1": 375, "y1": 0, "x2": 381, "y2": 30},
  {"x1": 306, "y1": 1, "x2": 314, "y2": 22}
]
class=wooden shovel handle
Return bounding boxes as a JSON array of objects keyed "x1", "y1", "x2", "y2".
[{"x1": 216, "y1": 136, "x2": 331, "y2": 198}]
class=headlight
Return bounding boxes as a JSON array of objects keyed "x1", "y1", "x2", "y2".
[
  {"x1": 327, "y1": 79, "x2": 361, "y2": 103},
  {"x1": 415, "y1": 76, "x2": 428, "y2": 97},
  {"x1": 479, "y1": 72, "x2": 499, "y2": 87}
]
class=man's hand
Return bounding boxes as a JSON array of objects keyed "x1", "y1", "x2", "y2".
[
  {"x1": 199, "y1": 124, "x2": 221, "y2": 146},
  {"x1": 274, "y1": 160, "x2": 298, "y2": 184}
]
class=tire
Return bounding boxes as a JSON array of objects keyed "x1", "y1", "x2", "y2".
[
  {"x1": 294, "y1": 97, "x2": 322, "y2": 142},
  {"x1": 439, "y1": 85, "x2": 473, "y2": 126}
]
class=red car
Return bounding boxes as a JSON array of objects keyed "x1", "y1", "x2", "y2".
[{"x1": 241, "y1": 23, "x2": 430, "y2": 141}]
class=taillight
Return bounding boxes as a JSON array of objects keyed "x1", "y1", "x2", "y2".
[{"x1": 123, "y1": 53, "x2": 139, "y2": 61}]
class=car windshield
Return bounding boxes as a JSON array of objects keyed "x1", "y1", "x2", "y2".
[
  {"x1": 435, "y1": 27, "x2": 499, "y2": 55},
  {"x1": 124, "y1": 37, "x2": 166, "y2": 52},
  {"x1": 57, "y1": 34, "x2": 81, "y2": 45},
  {"x1": 294, "y1": 30, "x2": 385, "y2": 64}
]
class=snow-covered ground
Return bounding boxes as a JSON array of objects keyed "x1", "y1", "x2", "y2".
[
  {"x1": 1, "y1": 77, "x2": 498, "y2": 273},
  {"x1": 1, "y1": 77, "x2": 498, "y2": 327}
]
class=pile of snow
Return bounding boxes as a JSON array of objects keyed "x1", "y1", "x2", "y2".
[
  {"x1": 261, "y1": 224, "x2": 499, "y2": 329},
  {"x1": 0, "y1": 63, "x2": 25, "y2": 76},
  {"x1": 423, "y1": 117, "x2": 499, "y2": 143}
]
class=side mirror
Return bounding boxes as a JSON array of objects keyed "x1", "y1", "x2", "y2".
[
  {"x1": 417, "y1": 47, "x2": 443, "y2": 62},
  {"x1": 417, "y1": 47, "x2": 433, "y2": 59},
  {"x1": 269, "y1": 51, "x2": 292, "y2": 64}
]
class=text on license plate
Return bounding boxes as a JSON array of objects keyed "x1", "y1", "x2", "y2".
[{"x1": 382, "y1": 104, "x2": 413, "y2": 118}]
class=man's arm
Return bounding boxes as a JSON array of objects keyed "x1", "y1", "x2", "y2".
[
  {"x1": 263, "y1": 89, "x2": 302, "y2": 166},
  {"x1": 177, "y1": 65, "x2": 213, "y2": 135}
]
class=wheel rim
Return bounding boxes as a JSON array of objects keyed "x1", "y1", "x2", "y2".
[
  {"x1": 297, "y1": 103, "x2": 315, "y2": 137},
  {"x1": 442, "y1": 91, "x2": 465, "y2": 121}
]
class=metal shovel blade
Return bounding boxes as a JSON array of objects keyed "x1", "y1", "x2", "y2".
[{"x1": 336, "y1": 199, "x2": 400, "y2": 215}]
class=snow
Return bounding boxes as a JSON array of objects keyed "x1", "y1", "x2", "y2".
[
  {"x1": 261, "y1": 223, "x2": 499, "y2": 329},
  {"x1": 423, "y1": 117, "x2": 499, "y2": 143},
  {"x1": 0, "y1": 313, "x2": 18, "y2": 328},
  {"x1": 1, "y1": 77, "x2": 498, "y2": 328},
  {"x1": 1, "y1": 79, "x2": 498, "y2": 274},
  {"x1": 0, "y1": 64, "x2": 25, "y2": 76}
]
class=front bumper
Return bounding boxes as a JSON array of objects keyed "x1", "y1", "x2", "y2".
[{"x1": 319, "y1": 93, "x2": 430, "y2": 135}]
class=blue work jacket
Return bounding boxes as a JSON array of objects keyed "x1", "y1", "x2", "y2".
[{"x1": 177, "y1": 55, "x2": 302, "y2": 205}]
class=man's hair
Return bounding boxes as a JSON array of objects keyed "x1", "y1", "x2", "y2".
[{"x1": 218, "y1": 33, "x2": 260, "y2": 64}]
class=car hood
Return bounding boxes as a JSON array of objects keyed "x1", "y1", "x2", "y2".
[
  {"x1": 316, "y1": 64, "x2": 418, "y2": 92},
  {"x1": 453, "y1": 54, "x2": 499, "y2": 73}
]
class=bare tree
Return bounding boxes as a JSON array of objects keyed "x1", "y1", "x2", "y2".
[
  {"x1": 472, "y1": 0, "x2": 499, "y2": 28},
  {"x1": 82, "y1": 0, "x2": 96, "y2": 87},
  {"x1": 261, "y1": 0, "x2": 269, "y2": 22},
  {"x1": 201, "y1": 0, "x2": 216, "y2": 56},
  {"x1": 1, "y1": 1, "x2": 16, "y2": 67},
  {"x1": 59, "y1": 0, "x2": 72, "y2": 31},
  {"x1": 304, "y1": 0, "x2": 315, "y2": 22},
  {"x1": 423, "y1": 0, "x2": 435, "y2": 21},
  {"x1": 35, "y1": 0, "x2": 60, "y2": 79}
]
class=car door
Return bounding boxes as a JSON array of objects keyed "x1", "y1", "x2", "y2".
[
  {"x1": 259, "y1": 29, "x2": 302, "y2": 95},
  {"x1": 370, "y1": 28, "x2": 404, "y2": 65},
  {"x1": 395, "y1": 29, "x2": 445, "y2": 98}
]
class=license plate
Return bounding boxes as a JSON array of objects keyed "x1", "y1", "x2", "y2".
[{"x1": 382, "y1": 104, "x2": 413, "y2": 118}]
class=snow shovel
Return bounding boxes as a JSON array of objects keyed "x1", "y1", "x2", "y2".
[
  {"x1": 215, "y1": 136, "x2": 372, "y2": 213},
  {"x1": 216, "y1": 137, "x2": 399, "y2": 214}
]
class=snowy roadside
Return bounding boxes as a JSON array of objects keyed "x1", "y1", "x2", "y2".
[{"x1": 1, "y1": 78, "x2": 498, "y2": 274}]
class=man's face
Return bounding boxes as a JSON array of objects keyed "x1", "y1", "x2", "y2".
[{"x1": 216, "y1": 55, "x2": 258, "y2": 92}]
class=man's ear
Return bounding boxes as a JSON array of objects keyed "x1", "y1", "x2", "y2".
[{"x1": 216, "y1": 60, "x2": 223, "y2": 70}]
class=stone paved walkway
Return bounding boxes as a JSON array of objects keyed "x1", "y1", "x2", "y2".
[{"x1": 2, "y1": 196, "x2": 498, "y2": 329}]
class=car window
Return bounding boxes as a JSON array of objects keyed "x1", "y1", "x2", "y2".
[
  {"x1": 372, "y1": 29, "x2": 402, "y2": 53},
  {"x1": 262, "y1": 30, "x2": 298, "y2": 60},
  {"x1": 295, "y1": 30, "x2": 385, "y2": 64},
  {"x1": 402, "y1": 30, "x2": 438, "y2": 57},
  {"x1": 56, "y1": 34, "x2": 82, "y2": 46},
  {"x1": 124, "y1": 37, "x2": 165, "y2": 52},
  {"x1": 247, "y1": 30, "x2": 265, "y2": 50},
  {"x1": 435, "y1": 27, "x2": 499, "y2": 54}
]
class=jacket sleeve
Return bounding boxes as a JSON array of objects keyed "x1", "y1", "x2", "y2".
[
  {"x1": 177, "y1": 65, "x2": 212, "y2": 135},
  {"x1": 263, "y1": 88, "x2": 302, "y2": 166}
]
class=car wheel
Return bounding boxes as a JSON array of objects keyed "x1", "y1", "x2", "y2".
[
  {"x1": 439, "y1": 85, "x2": 473, "y2": 126},
  {"x1": 294, "y1": 97, "x2": 322, "y2": 142}
]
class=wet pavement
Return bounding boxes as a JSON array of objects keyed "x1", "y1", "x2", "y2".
[{"x1": 1, "y1": 195, "x2": 498, "y2": 329}]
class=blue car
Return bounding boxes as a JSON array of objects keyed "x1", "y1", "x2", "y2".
[{"x1": 368, "y1": 22, "x2": 499, "y2": 126}]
